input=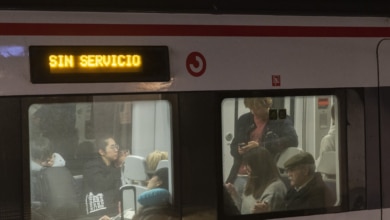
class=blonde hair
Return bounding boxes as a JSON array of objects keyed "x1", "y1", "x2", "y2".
[
  {"x1": 146, "y1": 150, "x2": 168, "y2": 171},
  {"x1": 244, "y1": 97, "x2": 273, "y2": 120},
  {"x1": 244, "y1": 97, "x2": 273, "y2": 110}
]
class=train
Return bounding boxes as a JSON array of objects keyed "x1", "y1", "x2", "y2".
[{"x1": 0, "y1": 9, "x2": 388, "y2": 220}]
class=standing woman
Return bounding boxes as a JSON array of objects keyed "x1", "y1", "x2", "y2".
[
  {"x1": 226, "y1": 147, "x2": 287, "y2": 214},
  {"x1": 226, "y1": 97, "x2": 298, "y2": 185}
]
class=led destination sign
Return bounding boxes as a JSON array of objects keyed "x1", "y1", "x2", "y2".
[
  {"x1": 49, "y1": 54, "x2": 142, "y2": 73},
  {"x1": 30, "y1": 46, "x2": 170, "y2": 83}
]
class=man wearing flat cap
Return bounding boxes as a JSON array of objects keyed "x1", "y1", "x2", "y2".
[{"x1": 283, "y1": 152, "x2": 335, "y2": 210}]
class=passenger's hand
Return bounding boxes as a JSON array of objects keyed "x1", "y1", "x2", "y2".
[
  {"x1": 246, "y1": 141, "x2": 259, "y2": 149},
  {"x1": 252, "y1": 201, "x2": 270, "y2": 213},
  {"x1": 238, "y1": 141, "x2": 259, "y2": 155},
  {"x1": 115, "y1": 150, "x2": 130, "y2": 168}
]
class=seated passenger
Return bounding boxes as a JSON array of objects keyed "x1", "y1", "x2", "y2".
[
  {"x1": 146, "y1": 150, "x2": 168, "y2": 174},
  {"x1": 283, "y1": 152, "x2": 335, "y2": 210},
  {"x1": 83, "y1": 135, "x2": 121, "y2": 218},
  {"x1": 30, "y1": 137, "x2": 65, "y2": 172},
  {"x1": 132, "y1": 167, "x2": 175, "y2": 220},
  {"x1": 138, "y1": 167, "x2": 170, "y2": 207},
  {"x1": 30, "y1": 137, "x2": 78, "y2": 219},
  {"x1": 30, "y1": 137, "x2": 53, "y2": 210},
  {"x1": 226, "y1": 147, "x2": 287, "y2": 214}
]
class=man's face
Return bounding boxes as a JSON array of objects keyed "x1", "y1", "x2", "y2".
[
  {"x1": 286, "y1": 165, "x2": 308, "y2": 188},
  {"x1": 101, "y1": 138, "x2": 119, "y2": 162}
]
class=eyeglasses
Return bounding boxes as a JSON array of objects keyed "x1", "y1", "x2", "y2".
[{"x1": 108, "y1": 144, "x2": 119, "y2": 150}]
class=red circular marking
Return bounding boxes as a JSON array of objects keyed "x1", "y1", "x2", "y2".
[{"x1": 186, "y1": 52, "x2": 207, "y2": 77}]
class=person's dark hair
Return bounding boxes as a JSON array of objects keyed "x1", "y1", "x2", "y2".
[
  {"x1": 30, "y1": 137, "x2": 53, "y2": 162},
  {"x1": 153, "y1": 167, "x2": 169, "y2": 190},
  {"x1": 243, "y1": 147, "x2": 280, "y2": 199},
  {"x1": 94, "y1": 134, "x2": 113, "y2": 152},
  {"x1": 75, "y1": 141, "x2": 95, "y2": 160}
]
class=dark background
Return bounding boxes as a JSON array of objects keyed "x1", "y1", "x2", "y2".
[{"x1": 0, "y1": 0, "x2": 390, "y2": 17}]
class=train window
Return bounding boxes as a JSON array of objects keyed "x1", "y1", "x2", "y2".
[
  {"x1": 222, "y1": 95, "x2": 340, "y2": 216},
  {"x1": 28, "y1": 97, "x2": 173, "y2": 219}
]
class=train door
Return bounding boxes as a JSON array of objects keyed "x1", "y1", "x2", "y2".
[{"x1": 377, "y1": 39, "x2": 390, "y2": 220}]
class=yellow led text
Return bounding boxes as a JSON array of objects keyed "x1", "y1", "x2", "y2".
[
  {"x1": 49, "y1": 55, "x2": 75, "y2": 68},
  {"x1": 49, "y1": 54, "x2": 142, "y2": 69},
  {"x1": 79, "y1": 54, "x2": 142, "y2": 68}
]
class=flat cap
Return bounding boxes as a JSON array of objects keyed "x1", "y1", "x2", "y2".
[{"x1": 284, "y1": 152, "x2": 315, "y2": 169}]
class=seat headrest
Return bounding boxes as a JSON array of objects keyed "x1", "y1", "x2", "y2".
[{"x1": 124, "y1": 155, "x2": 149, "y2": 181}]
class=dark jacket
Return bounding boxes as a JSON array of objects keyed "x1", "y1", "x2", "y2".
[
  {"x1": 226, "y1": 112, "x2": 298, "y2": 183},
  {"x1": 284, "y1": 172, "x2": 335, "y2": 210},
  {"x1": 83, "y1": 156, "x2": 121, "y2": 217}
]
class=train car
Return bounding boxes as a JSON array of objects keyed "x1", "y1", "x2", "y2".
[{"x1": 0, "y1": 9, "x2": 386, "y2": 220}]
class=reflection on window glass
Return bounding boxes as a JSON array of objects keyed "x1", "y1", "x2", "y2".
[
  {"x1": 29, "y1": 99, "x2": 173, "y2": 220},
  {"x1": 222, "y1": 96, "x2": 339, "y2": 215}
]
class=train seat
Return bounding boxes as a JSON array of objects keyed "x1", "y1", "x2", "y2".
[
  {"x1": 38, "y1": 167, "x2": 81, "y2": 219},
  {"x1": 123, "y1": 155, "x2": 149, "y2": 185},
  {"x1": 120, "y1": 184, "x2": 148, "y2": 219}
]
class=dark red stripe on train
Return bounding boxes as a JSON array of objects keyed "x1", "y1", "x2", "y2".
[{"x1": 1, "y1": 23, "x2": 390, "y2": 37}]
